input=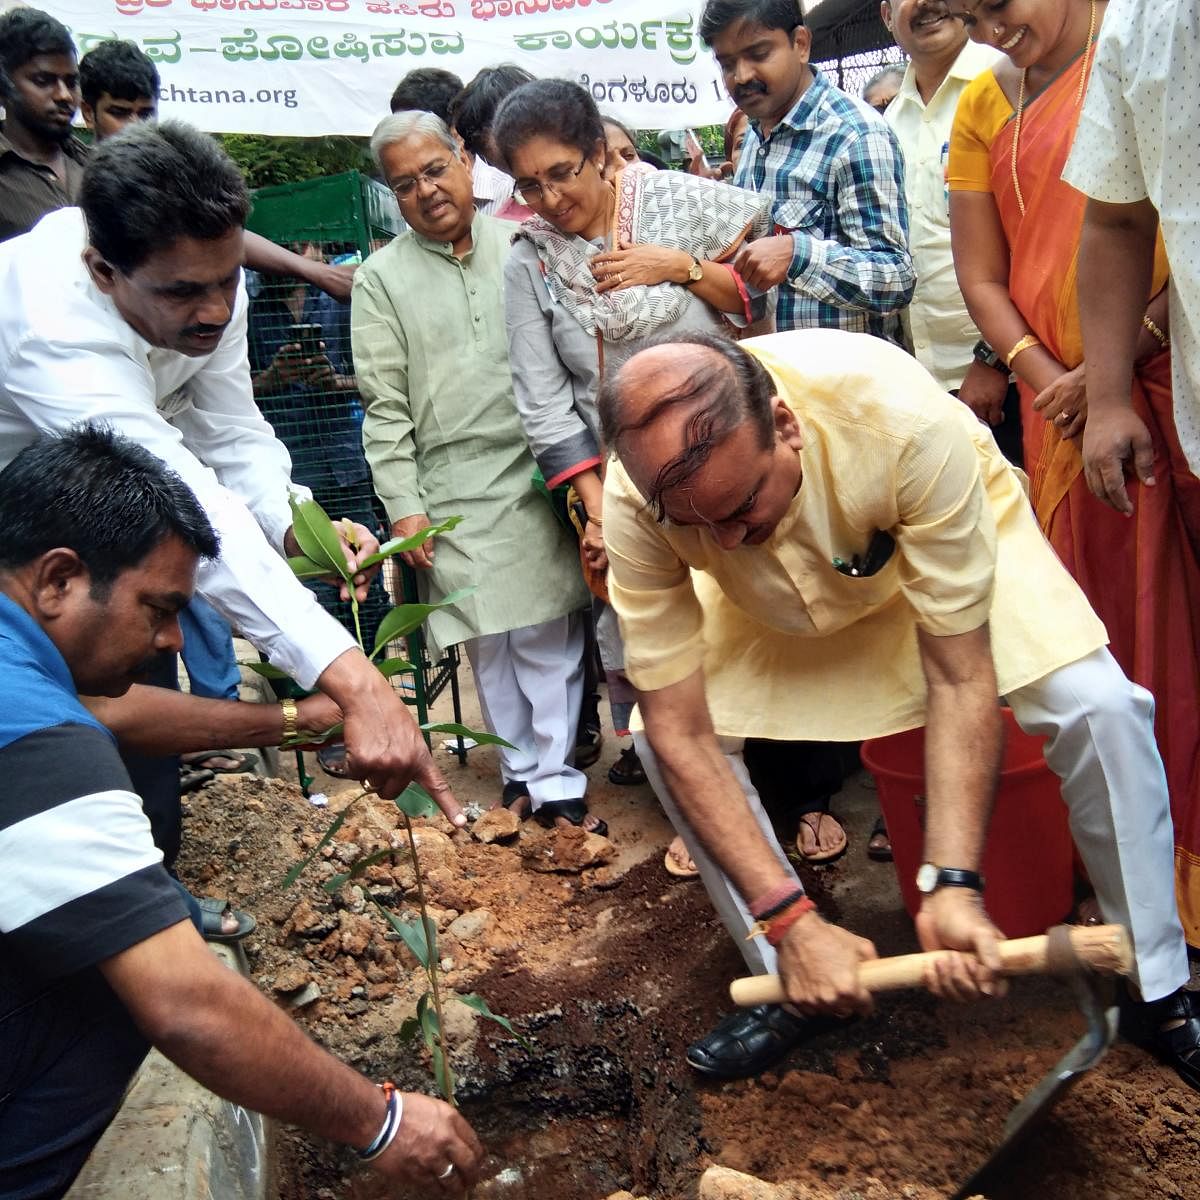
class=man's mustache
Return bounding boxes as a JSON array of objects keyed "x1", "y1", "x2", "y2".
[{"x1": 734, "y1": 82, "x2": 768, "y2": 100}]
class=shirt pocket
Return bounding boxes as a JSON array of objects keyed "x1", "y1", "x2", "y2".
[{"x1": 773, "y1": 196, "x2": 826, "y2": 235}]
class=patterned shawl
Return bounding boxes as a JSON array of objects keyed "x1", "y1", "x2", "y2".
[{"x1": 513, "y1": 161, "x2": 771, "y2": 343}]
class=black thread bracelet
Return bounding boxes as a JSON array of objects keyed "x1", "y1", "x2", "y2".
[{"x1": 756, "y1": 888, "x2": 808, "y2": 922}]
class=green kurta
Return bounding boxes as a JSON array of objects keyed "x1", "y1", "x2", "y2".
[{"x1": 352, "y1": 213, "x2": 588, "y2": 654}]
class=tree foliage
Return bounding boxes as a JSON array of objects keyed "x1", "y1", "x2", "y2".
[{"x1": 219, "y1": 134, "x2": 373, "y2": 189}]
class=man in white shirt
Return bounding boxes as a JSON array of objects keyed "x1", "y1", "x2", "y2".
[
  {"x1": 881, "y1": 0, "x2": 1017, "y2": 459},
  {"x1": 1063, "y1": 0, "x2": 1200, "y2": 514},
  {"x1": 0, "y1": 121, "x2": 462, "y2": 821}
]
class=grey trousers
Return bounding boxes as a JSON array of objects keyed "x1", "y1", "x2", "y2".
[{"x1": 636, "y1": 647, "x2": 1189, "y2": 1001}]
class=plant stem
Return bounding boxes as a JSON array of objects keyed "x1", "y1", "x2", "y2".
[
  {"x1": 350, "y1": 591, "x2": 364, "y2": 654},
  {"x1": 402, "y1": 812, "x2": 455, "y2": 1106}
]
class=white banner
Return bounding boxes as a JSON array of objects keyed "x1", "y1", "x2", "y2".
[{"x1": 41, "y1": 0, "x2": 735, "y2": 136}]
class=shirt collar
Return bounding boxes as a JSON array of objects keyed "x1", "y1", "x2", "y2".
[
  {"x1": 0, "y1": 591, "x2": 78, "y2": 697},
  {"x1": 893, "y1": 40, "x2": 1000, "y2": 111},
  {"x1": 411, "y1": 207, "x2": 482, "y2": 259},
  {"x1": 0, "y1": 125, "x2": 91, "y2": 166},
  {"x1": 754, "y1": 67, "x2": 830, "y2": 141}
]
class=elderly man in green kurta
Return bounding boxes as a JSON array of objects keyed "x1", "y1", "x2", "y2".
[{"x1": 351, "y1": 111, "x2": 604, "y2": 835}]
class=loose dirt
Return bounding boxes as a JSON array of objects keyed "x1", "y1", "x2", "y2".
[{"x1": 175, "y1": 742, "x2": 1200, "y2": 1200}]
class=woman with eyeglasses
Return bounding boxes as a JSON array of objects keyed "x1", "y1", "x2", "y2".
[
  {"x1": 949, "y1": 0, "x2": 1200, "y2": 951},
  {"x1": 495, "y1": 79, "x2": 770, "y2": 872}
]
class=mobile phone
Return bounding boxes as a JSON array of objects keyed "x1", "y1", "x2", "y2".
[{"x1": 287, "y1": 323, "x2": 323, "y2": 357}]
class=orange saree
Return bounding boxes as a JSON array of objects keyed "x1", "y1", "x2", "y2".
[{"x1": 990, "y1": 58, "x2": 1200, "y2": 942}]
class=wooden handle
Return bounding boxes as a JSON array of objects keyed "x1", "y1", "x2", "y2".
[{"x1": 729, "y1": 923, "x2": 1133, "y2": 1006}]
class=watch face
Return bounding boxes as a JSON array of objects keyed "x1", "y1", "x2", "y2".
[
  {"x1": 916, "y1": 863, "x2": 939, "y2": 894},
  {"x1": 688, "y1": 259, "x2": 704, "y2": 281}
]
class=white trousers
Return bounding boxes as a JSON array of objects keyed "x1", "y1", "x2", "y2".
[
  {"x1": 636, "y1": 647, "x2": 1189, "y2": 1001},
  {"x1": 464, "y1": 613, "x2": 586, "y2": 810}
]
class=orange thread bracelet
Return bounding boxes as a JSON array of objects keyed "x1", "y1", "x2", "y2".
[{"x1": 765, "y1": 896, "x2": 817, "y2": 946}]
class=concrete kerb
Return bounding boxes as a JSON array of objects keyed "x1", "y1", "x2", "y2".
[{"x1": 64, "y1": 943, "x2": 274, "y2": 1200}]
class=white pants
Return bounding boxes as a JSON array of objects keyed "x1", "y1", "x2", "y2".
[
  {"x1": 464, "y1": 613, "x2": 586, "y2": 810},
  {"x1": 636, "y1": 647, "x2": 1189, "y2": 1001}
]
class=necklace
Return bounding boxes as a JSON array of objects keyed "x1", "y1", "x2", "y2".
[{"x1": 1010, "y1": 0, "x2": 1098, "y2": 217}]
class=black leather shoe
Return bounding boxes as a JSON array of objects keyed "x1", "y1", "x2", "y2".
[
  {"x1": 1136, "y1": 988, "x2": 1200, "y2": 1091},
  {"x1": 686, "y1": 1004, "x2": 842, "y2": 1080}
]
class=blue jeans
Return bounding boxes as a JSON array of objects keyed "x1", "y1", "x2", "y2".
[{"x1": 179, "y1": 596, "x2": 240, "y2": 701}]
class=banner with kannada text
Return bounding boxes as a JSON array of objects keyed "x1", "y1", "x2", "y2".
[{"x1": 41, "y1": 0, "x2": 735, "y2": 136}]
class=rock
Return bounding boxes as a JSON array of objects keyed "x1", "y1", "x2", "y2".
[
  {"x1": 447, "y1": 909, "x2": 495, "y2": 942},
  {"x1": 473, "y1": 807, "x2": 520, "y2": 844},
  {"x1": 272, "y1": 964, "x2": 309, "y2": 994},
  {"x1": 337, "y1": 911, "x2": 375, "y2": 957},
  {"x1": 698, "y1": 1166, "x2": 792, "y2": 1200},
  {"x1": 410, "y1": 827, "x2": 455, "y2": 858},
  {"x1": 286, "y1": 899, "x2": 336, "y2": 940},
  {"x1": 288, "y1": 982, "x2": 322, "y2": 1009},
  {"x1": 519, "y1": 827, "x2": 615, "y2": 874}
]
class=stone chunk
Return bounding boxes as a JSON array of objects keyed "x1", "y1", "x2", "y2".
[
  {"x1": 271, "y1": 964, "x2": 309, "y2": 994},
  {"x1": 448, "y1": 908, "x2": 495, "y2": 942},
  {"x1": 698, "y1": 1166, "x2": 792, "y2": 1200},
  {"x1": 519, "y1": 826, "x2": 615, "y2": 873},
  {"x1": 472, "y1": 807, "x2": 521, "y2": 844}
]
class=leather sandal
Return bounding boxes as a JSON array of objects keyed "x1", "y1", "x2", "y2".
[
  {"x1": 686, "y1": 1004, "x2": 847, "y2": 1080},
  {"x1": 532, "y1": 798, "x2": 608, "y2": 838},
  {"x1": 1138, "y1": 988, "x2": 1200, "y2": 1092}
]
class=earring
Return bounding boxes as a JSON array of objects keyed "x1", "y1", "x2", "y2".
[{"x1": 992, "y1": 24, "x2": 1002, "y2": 35}]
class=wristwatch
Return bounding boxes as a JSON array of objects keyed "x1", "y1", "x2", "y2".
[
  {"x1": 686, "y1": 255, "x2": 704, "y2": 283},
  {"x1": 916, "y1": 863, "x2": 985, "y2": 895},
  {"x1": 972, "y1": 340, "x2": 1007, "y2": 373}
]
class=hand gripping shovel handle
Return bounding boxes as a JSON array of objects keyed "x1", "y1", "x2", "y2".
[{"x1": 729, "y1": 923, "x2": 1133, "y2": 1005}]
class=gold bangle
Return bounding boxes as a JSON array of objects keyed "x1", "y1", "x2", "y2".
[
  {"x1": 280, "y1": 697, "x2": 299, "y2": 741},
  {"x1": 586, "y1": 512, "x2": 603, "y2": 526},
  {"x1": 1004, "y1": 334, "x2": 1042, "y2": 367},
  {"x1": 1142, "y1": 314, "x2": 1169, "y2": 349}
]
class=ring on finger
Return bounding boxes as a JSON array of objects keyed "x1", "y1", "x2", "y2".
[{"x1": 437, "y1": 1164, "x2": 455, "y2": 1180}]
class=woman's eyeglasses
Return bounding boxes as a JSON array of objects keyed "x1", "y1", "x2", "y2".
[
  {"x1": 391, "y1": 159, "x2": 453, "y2": 199},
  {"x1": 513, "y1": 154, "x2": 588, "y2": 206}
]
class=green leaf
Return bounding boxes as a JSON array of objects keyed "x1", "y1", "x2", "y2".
[
  {"x1": 287, "y1": 553, "x2": 329, "y2": 580},
  {"x1": 420, "y1": 722, "x2": 518, "y2": 751},
  {"x1": 282, "y1": 797, "x2": 361, "y2": 889},
  {"x1": 289, "y1": 495, "x2": 349, "y2": 577},
  {"x1": 242, "y1": 660, "x2": 293, "y2": 681},
  {"x1": 457, "y1": 992, "x2": 534, "y2": 1051},
  {"x1": 370, "y1": 586, "x2": 478, "y2": 657},
  {"x1": 377, "y1": 906, "x2": 435, "y2": 970},
  {"x1": 431, "y1": 1043, "x2": 456, "y2": 1100},
  {"x1": 280, "y1": 722, "x2": 343, "y2": 749},
  {"x1": 377, "y1": 657, "x2": 416, "y2": 679},
  {"x1": 394, "y1": 782, "x2": 437, "y2": 819},
  {"x1": 322, "y1": 846, "x2": 403, "y2": 894},
  {"x1": 357, "y1": 515, "x2": 465, "y2": 569},
  {"x1": 417, "y1": 991, "x2": 438, "y2": 1047}
]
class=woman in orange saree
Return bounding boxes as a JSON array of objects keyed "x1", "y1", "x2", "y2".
[{"x1": 949, "y1": 0, "x2": 1200, "y2": 943}]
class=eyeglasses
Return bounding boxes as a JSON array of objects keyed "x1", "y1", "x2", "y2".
[
  {"x1": 390, "y1": 159, "x2": 453, "y2": 199},
  {"x1": 513, "y1": 154, "x2": 588, "y2": 207}
]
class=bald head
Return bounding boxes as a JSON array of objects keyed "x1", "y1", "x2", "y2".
[{"x1": 599, "y1": 333, "x2": 778, "y2": 518}]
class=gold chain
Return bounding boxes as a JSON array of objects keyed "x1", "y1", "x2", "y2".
[{"x1": 1010, "y1": 0, "x2": 1098, "y2": 218}]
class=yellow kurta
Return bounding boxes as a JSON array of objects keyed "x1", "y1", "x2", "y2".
[{"x1": 604, "y1": 330, "x2": 1107, "y2": 741}]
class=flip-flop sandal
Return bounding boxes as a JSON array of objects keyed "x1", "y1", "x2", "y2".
[
  {"x1": 317, "y1": 743, "x2": 350, "y2": 778},
  {"x1": 179, "y1": 765, "x2": 214, "y2": 793},
  {"x1": 197, "y1": 898, "x2": 257, "y2": 944},
  {"x1": 663, "y1": 836, "x2": 700, "y2": 878},
  {"x1": 501, "y1": 780, "x2": 532, "y2": 818},
  {"x1": 608, "y1": 746, "x2": 648, "y2": 786},
  {"x1": 532, "y1": 798, "x2": 608, "y2": 839},
  {"x1": 182, "y1": 750, "x2": 258, "y2": 775},
  {"x1": 866, "y1": 815, "x2": 893, "y2": 862},
  {"x1": 795, "y1": 811, "x2": 847, "y2": 864}
]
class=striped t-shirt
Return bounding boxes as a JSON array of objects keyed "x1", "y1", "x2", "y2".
[{"x1": 0, "y1": 592, "x2": 188, "y2": 1024}]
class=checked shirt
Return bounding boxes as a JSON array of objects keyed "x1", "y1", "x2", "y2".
[{"x1": 734, "y1": 69, "x2": 914, "y2": 341}]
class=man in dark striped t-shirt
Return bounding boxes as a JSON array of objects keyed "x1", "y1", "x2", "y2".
[{"x1": 0, "y1": 427, "x2": 483, "y2": 1200}]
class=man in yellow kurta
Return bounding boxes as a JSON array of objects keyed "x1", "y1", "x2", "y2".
[
  {"x1": 601, "y1": 328, "x2": 1199, "y2": 1088},
  {"x1": 352, "y1": 112, "x2": 601, "y2": 834}
]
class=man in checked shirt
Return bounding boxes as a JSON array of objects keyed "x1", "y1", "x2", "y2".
[{"x1": 701, "y1": 0, "x2": 915, "y2": 343}]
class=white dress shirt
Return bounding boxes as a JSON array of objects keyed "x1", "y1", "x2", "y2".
[
  {"x1": 1063, "y1": 0, "x2": 1200, "y2": 476},
  {"x1": 471, "y1": 156, "x2": 515, "y2": 217},
  {"x1": 887, "y1": 40, "x2": 1002, "y2": 392},
  {"x1": 0, "y1": 208, "x2": 355, "y2": 689}
]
